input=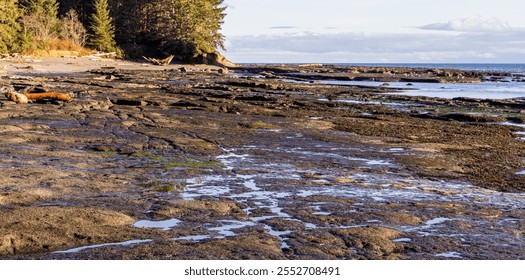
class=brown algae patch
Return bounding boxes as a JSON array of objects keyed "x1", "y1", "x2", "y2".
[
  {"x1": 333, "y1": 226, "x2": 404, "y2": 260},
  {"x1": 287, "y1": 230, "x2": 349, "y2": 259},
  {"x1": 0, "y1": 188, "x2": 55, "y2": 206},
  {"x1": 0, "y1": 207, "x2": 139, "y2": 255},
  {"x1": 72, "y1": 233, "x2": 286, "y2": 260},
  {"x1": 153, "y1": 199, "x2": 246, "y2": 221}
]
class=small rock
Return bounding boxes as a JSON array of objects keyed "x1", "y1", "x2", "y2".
[
  {"x1": 218, "y1": 68, "x2": 229, "y2": 74},
  {"x1": 90, "y1": 145, "x2": 116, "y2": 152},
  {"x1": 260, "y1": 71, "x2": 274, "y2": 78},
  {"x1": 16, "y1": 65, "x2": 34, "y2": 70},
  {"x1": 113, "y1": 99, "x2": 148, "y2": 106}
]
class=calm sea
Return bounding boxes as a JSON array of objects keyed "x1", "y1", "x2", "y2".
[{"x1": 324, "y1": 63, "x2": 525, "y2": 99}]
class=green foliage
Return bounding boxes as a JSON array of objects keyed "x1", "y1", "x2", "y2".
[
  {"x1": 0, "y1": 0, "x2": 22, "y2": 53},
  {"x1": 113, "y1": 0, "x2": 226, "y2": 59},
  {"x1": 4, "y1": 0, "x2": 227, "y2": 59},
  {"x1": 22, "y1": 0, "x2": 59, "y2": 16},
  {"x1": 21, "y1": 0, "x2": 60, "y2": 40},
  {"x1": 88, "y1": 0, "x2": 118, "y2": 53},
  {"x1": 175, "y1": 0, "x2": 226, "y2": 56}
]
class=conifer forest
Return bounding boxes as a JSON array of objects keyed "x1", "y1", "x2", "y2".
[{"x1": 0, "y1": 0, "x2": 226, "y2": 61}]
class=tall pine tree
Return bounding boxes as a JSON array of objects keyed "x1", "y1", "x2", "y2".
[
  {"x1": 0, "y1": 0, "x2": 22, "y2": 53},
  {"x1": 89, "y1": 0, "x2": 118, "y2": 53},
  {"x1": 138, "y1": 0, "x2": 226, "y2": 59}
]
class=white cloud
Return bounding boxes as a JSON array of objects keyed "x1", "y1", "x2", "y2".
[
  {"x1": 224, "y1": 30, "x2": 525, "y2": 63},
  {"x1": 419, "y1": 17, "x2": 512, "y2": 32},
  {"x1": 269, "y1": 26, "x2": 298, "y2": 30}
]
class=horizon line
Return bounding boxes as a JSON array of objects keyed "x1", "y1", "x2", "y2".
[{"x1": 235, "y1": 62, "x2": 525, "y2": 65}]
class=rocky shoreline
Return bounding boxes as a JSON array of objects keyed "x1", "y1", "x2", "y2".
[
  {"x1": 1, "y1": 59, "x2": 524, "y2": 259},
  {"x1": 235, "y1": 64, "x2": 525, "y2": 83}
]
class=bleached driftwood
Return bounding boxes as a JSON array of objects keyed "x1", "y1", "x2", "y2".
[
  {"x1": 143, "y1": 55, "x2": 174, "y2": 66},
  {"x1": 5, "y1": 91, "x2": 29, "y2": 104},
  {"x1": 88, "y1": 52, "x2": 117, "y2": 58}
]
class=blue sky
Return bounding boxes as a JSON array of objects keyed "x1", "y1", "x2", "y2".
[{"x1": 221, "y1": 0, "x2": 525, "y2": 63}]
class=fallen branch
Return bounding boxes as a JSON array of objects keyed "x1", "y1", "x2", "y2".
[
  {"x1": 143, "y1": 55, "x2": 174, "y2": 66},
  {"x1": 4, "y1": 89, "x2": 72, "y2": 104},
  {"x1": 24, "y1": 93, "x2": 73, "y2": 102}
]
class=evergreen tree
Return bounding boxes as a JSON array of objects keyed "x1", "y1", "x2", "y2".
[
  {"x1": 0, "y1": 0, "x2": 22, "y2": 53},
  {"x1": 194, "y1": 0, "x2": 226, "y2": 55},
  {"x1": 89, "y1": 0, "x2": 118, "y2": 53},
  {"x1": 3, "y1": 0, "x2": 227, "y2": 59},
  {"x1": 143, "y1": 0, "x2": 226, "y2": 59}
]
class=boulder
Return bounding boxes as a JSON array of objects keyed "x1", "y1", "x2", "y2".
[{"x1": 199, "y1": 53, "x2": 238, "y2": 68}]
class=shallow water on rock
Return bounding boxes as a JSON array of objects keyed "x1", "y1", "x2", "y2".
[
  {"x1": 321, "y1": 80, "x2": 525, "y2": 99},
  {"x1": 435, "y1": 251, "x2": 463, "y2": 259},
  {"x1": 54, "y1": 239, "x2": 153, "y2": 254},
  {"x1": 134, "y1": 218, "x2": 181, "y2": 231},
  {"x1": 165, "y1": 130, "x2": 525, "y2": 258}
]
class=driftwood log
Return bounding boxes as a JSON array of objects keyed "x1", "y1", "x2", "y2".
[
  {"x1": 24, "y1": 93, "x2": 72, "y2": 102},
  {"x1": 3, "y1": 88, "x2": 72, "y2": 104},
  {"x1": 143, "y1": 55, "x2": 174, "y2": 66}
]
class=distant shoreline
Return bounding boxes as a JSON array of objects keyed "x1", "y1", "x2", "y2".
[{"x1": 238, "y1": 63, "x2": 525, "y2": 73}]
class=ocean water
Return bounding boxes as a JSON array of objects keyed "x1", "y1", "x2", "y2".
[
  {"x1": 322, "y1": 80, "x2": 525, "y2": 100},
  {"x1": 335, "y1": 63, "x2": 525, "y2": 74},
  {"x1": 326, "y1": 64, "x2": 525, "y2": 99}
]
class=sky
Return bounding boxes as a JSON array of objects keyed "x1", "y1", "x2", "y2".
[{"x1": 220, "y1": 0, "x2": 525, "y2": 63}]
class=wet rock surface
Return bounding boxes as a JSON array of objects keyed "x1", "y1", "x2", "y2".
[{"x1": 1, "y1": 61, "x2": 525, "y2": 259}]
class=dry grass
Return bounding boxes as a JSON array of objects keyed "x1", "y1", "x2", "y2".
[{"x1": 23, "y1": 38, "x2": 94, "y2": 57}]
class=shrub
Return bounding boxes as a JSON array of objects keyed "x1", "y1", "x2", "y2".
[{"x1": 60, "y1": 9, "x2": 87, "y2": 47}]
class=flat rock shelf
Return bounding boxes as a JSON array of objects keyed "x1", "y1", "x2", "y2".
[{"x1": 1, "y1": 59, "x2": 525, "y2": 260}]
